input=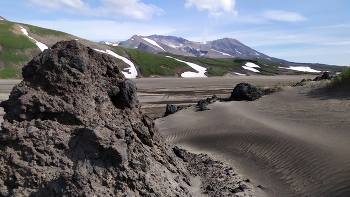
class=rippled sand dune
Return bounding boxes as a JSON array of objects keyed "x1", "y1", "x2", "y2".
[{"x1": 156, "y1": 85, "x2": 350, "y2": 197}]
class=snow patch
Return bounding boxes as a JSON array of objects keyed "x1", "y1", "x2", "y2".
[
  {"x1": 104, "y1": 42, "x2": 120, "y2": 46},
  {"x1": 245, "y1": 62, "x2": 260, "y2": 68},
  {"x1": 255, "y1": 52, "x2": 259, "y2": 56},
  {"x1": 166, "y1": 56, "x2": 207, "y2": 78},
  {"x1": 20, "y1": 27, "x2": 29, "y2": 36},
  {"x1": 36, "y1": 43, "x2": 48, "y2": 51},
  {"x1": 0, "y1": 18, "x2": 3, "y2": 20},
  {"x1": 211, "y1": 49, "x2": 232, "y2": 56},
  {"x1": 242, "y1": 66, "x2": 260, "y2": 72},
  {"x1": 234, "y1": 72, "x2": 246, "y2": 76},
  {"x1": 285, "y1": 66, "x2": 321, "y2": 73},
  {"x1": 94, "y1": 49, "x2": 138, "y2": 78},
  {"x1": 19, "y1": 26, "x2": 48, "y2": 52},
  {"x1": 142, "y1": 37, "x2": 166, "y2": 51},
  {"x1": 131, "y1": 38, "x2": 135, "y2": 41},
  {"x1": 235, "y1": 49, "x2": 242, "y2": 55},
  {"x1": 167, "y1": 43, "x2": 182, "y2": 48},
  {"x1": 242, "y1": 62, "x2": 260, "y2": 72}
]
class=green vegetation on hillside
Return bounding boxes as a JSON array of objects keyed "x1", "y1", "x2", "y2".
[
  {"x1": 329, "y1": 67, "x2": 350, "y2": 87},
  {"x1": 19, "y1": 23, "x2": 69, "y2": 37},
  {"x1": 123, "y1": 48, "x2": 189, "y2": 77},
  {"x1": 207, "y1": 67, "x2": 227, "y2": 76},
  {"x1": 0, "y1": 20, "x2": 37, "y2": 78},
  {"x1": 160, "y1": 52, "x2": 285, "y2": 75},
  {"x1": 111, "y1": 46, "x2": 127, "y2": 56},
  {"x1": 161, "y1": 53, "x2": 248, "y2": 69}
]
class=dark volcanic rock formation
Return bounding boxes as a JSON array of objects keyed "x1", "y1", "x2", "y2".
[
  {"x1": 0, "y1": 40, "x2": 195, "y2": 196},
  {"x1": 196, "y1": 95, "x2": 218, "y2": 112},
  {"x1": 229, "y1": 83, "x2": 263, "y2": 101},
  {"x1": 163, "y1": 104, "x2": 183, "y2": 117},
  {"x1": 313, "y1": 72, "x2": 333, "y2": 81}
]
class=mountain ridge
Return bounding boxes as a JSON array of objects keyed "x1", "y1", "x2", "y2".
[{"x1": 117, "y1": 35, "x2": 284, "y2": 62}]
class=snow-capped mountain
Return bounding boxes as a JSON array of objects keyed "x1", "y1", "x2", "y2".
[
  {"x1": 98, "y1": 41, "x2": 120, "y2": 46},
  {"x1": 116, "y1": 35, "x2": 283, "y2": 62}
]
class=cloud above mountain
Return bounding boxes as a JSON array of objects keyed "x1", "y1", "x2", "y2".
[
  {"x1": 30, "y1": 0, "x2": 163, "y2": 20},
  {"x1": 262, "y1": 10, "x2": 307, "y2": 22},
  {"x1": 185, "y1": 0, "x2": 237, "y2": 18}
]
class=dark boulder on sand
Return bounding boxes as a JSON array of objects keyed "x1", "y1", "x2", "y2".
[
  {"x1": 0, "y1": 40, "x2": 195, "y2": 197},
  {"x1": 229, "y1": 82, "x2": 263, "y2": 101},
  {"x1": 197, "y1": 99, "x2": 209, "y2": 111},
  {"x1": 196, "y1": 95, "x2": 218, "y2": 111},
  {"x1": 163, "y1": 104, "x2": 183, "y2": 117},
  {"x1": 313, "y1": 72, "x2": 333, "y2": 81}
]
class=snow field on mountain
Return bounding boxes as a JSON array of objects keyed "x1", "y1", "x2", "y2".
[
  {"x1": 19, "y1": 26, "x2": 48, "y2": 52},
  {"x1": 234, "y1": 72, "x2": 246, "y2": 76},
  {"x1": 211, "y1": 49, "x2": 232, "y2": 56},
  {"x1": 242, "y1": 62, "x2": 260, "y2": 72},
  {"x1": 280, "y1": 66, "x2": 322, "y2": 73},
  {"x1": 94, "y1": 49, "x2": 138, "y2": 78},
  {"x1": 166, "y1": 56, "x2": 207, "y2": 78},
  {"x1": 142, "y1": 37, "x2": 166, "y2": 51}
]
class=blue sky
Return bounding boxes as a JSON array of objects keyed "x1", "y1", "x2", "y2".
[{"x1": 1, "y1": 0, "x2": 350, "y2": 65}]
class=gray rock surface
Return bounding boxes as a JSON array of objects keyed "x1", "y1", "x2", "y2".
[{"x1": 0, "y1": 40, "x2": 196, "y2": 197}]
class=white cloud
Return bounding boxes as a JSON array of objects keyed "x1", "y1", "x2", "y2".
[
  {"x1": 262, "y1": 10, "x2": 307, "y2": 22},
  {"x1": 24, "y1": 19, "x2": 175, "y2": 41},
  {"x1": 29, "y1": 0, "x2": 163, "y2": 20},
  {"x1": 30, "y1": 0, "x2": 90, "y2": 10},
  {"x1": 99, "y1": 0, "x2": 164, "y2": 19},
  {"x1": 185, "y1": 0, "x2": 237, "y2": 18},
  {"x1": 320, "y1": 41, "x2": 350, "y2": 46}
]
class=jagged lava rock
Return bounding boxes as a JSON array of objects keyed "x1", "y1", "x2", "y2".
[
  {"x1": 0, "y1": 40, "x2": 196, "y2": 197},
  {"x1": 229, "y1": 82, "x2": 263, "y2": 101}
]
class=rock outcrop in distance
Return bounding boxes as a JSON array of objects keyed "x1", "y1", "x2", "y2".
[{"x1": 0, "y1": 40, "x2": 196, "y2": 196}]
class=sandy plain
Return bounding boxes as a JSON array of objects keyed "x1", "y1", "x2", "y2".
[
  {"x1": 151, "y1": 77, "x2": 350, "y2": 197},
  {"x1": 1, "y1": 75, "x2": 349, "y2": 197}
]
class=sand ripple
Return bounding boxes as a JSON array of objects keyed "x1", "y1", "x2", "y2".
[{"x1": 156, "y1": 86, "x2": 350, "y2": 197}]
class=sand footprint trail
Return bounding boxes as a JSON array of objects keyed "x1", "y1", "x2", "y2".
[{"x1": 156, "y1": 86, "x2": 350, "y2": 197}]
